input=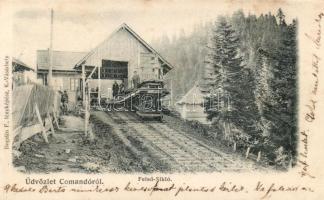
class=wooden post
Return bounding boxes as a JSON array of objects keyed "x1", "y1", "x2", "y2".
[
  {"x1": 48, "y1": 9, "x2": 54, "y2": 86},
  {"x1": 52, "y1": 107, "x2": 60, "y2": 129},
  {"x1": 82, "y1": 64, "x2": 86, "y2": 107},
  {"x1": 233, "y1": 142, "x2": 236, "y2": 152},
  {"x1": 245, "y1": 146, "x2": 250, "y2": 159},
  {"x1": 217, "y1": 90, "x2": 220, "y2": 110},
  {"x1": 47, "y1": 111, "x2": 55, "y2": 135},
  {"x1": 84, "y1": 91, "x2": 88, "y2": 136},
  {"x1": 288, "y1": 158, "x2": 292, "y2": 169},
  {"x1": 98, "y1": 65, "x2": 101, "y2": 106},
  {"x1": 35, "y1": 104, "x2": 48, "y2": 143},
  {"x1": 88, "y1": 123, "x2": 95, "y2": 142},
  {"x1": 84, "y1": 89, "x2": 91, "y2": 136},
  {"x1": 170, "y1": 79, "x2": 173, "y2": 106},
  {"x1": 257, "y1": 151, "x2": 261, "y2": 162},
  {"x1": 223, "y1": 122, "x2": 226, "y2": 139}
]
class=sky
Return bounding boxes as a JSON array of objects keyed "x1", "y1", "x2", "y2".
[{"x1": 12, "y1": 0, "x2": 297, "y2": 69}]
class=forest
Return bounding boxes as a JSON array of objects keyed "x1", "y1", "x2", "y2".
[{"x1": 152, "y1": 9, "x2": 297, "y2": 167}]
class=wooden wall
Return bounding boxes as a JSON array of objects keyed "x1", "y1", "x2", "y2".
[
  {"x1": 37, "y1": 73, "x2": 81, "y2": 105},
  {"x1": 83, "y1": 28, "x2": 164, "y2": 87},
  {"x1": 177, "y1": 104, "x2": 210, "y2": 124}
]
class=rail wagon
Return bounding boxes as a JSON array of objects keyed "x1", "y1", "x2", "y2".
[{"x1": 111, "y1": 80, "x2": 169, "y2": 120}]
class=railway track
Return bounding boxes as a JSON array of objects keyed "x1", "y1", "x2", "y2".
[
  {"x1": 95, "y1": 111, "x2": 246, "y2": 172},
  {"x1": 99, "y1": 111, "x2": 186, "y2": 171}
]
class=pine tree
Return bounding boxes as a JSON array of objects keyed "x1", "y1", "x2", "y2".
[
  {"x1": 205, "y1": 17, "x2": 260, "y2": 139},
  {"x1": 264, "y1": 16, "x2": 297, "y2": 160},
  {"x1": 277, "y1": 8, "x2": 287, "y2": 26}
]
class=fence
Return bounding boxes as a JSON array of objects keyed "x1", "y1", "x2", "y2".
[{"x1": 12, "y1": 84, "x2": 61, "y2": 148}]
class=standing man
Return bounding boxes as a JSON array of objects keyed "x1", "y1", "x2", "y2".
[
  {"x1": 61, "y1": 90, "x2": 69, "y2": 114},
  {"x1": 132, "y1": 71, "x2": 140, "y2": 89},
  {"x1": 119, "y1": 81, "x2": 125, "y2": 95},
  {"x1": 112, "y1": 81, "x2": 119, "y2": 99}
]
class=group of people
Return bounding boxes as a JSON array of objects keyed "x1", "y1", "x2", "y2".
[
  {"x1": 112, "y1": 71, "x2": 141, "y2": 99},
  {"x1": 59, "y1": 71, "x2": 141, "y2": 108},
  {"x1": 112, "y1": 81, "x2": 125, "y2": 98}
]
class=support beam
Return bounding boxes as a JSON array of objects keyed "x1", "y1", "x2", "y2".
[
  {"x1": 98, "y1": 65, "x2": 101, "y2": 106},
  {"x1": 35, "y1": 103, "x2": 48, "y2": 143},
  {"x1": 82, "y1": 64, "x2": 86, "y2": 107},
  {"x1": 85, "y1": 66, "x2": 98, "y2": 83},
  {"x1": 170, "y1": 79, "x2": 173, "y2": 106},
  {"x1": 48, "y1": 9, "x2": 54, "y2": 86},
  {"x1": 47, "y1": 111, "x2": 55, "y2": 135},
  {"x1": 13, "y1": 118, "x2": 52, "y2": 149},
  {"x1": 84, "y1": 89, "x2": 91, "y2": 136},
  {"x1": 52, "y1": 107, "x2": 60, "y2": 129}
]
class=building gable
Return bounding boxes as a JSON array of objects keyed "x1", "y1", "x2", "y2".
[
  {"x1": 177, "y1": 84, "x2": 205, "y2": 105},
  {"x1": 75, "y1": 23, "x2": 173, "y2": 72}
]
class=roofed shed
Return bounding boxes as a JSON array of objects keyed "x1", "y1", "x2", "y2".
[{"x1": 176, "y1": 84, "x2": 210, "y2": 124}]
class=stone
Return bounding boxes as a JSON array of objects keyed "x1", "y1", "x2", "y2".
[{"x1": 81, "y1": 162, "x2": 100, "y2": 172}]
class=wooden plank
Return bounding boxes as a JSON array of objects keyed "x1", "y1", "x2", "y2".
[
  {"x1": 85, "y1": 65, "x2": 98, "y2": 83},
  {"x1": 52, "y1": 107, "x2": 60, "y2": 129},
  {"x1": 82, "y1": 64, "x2": 86, "y2": 107},
  {"x1": 35, "y1": 103, "x2": 48, "y2": 143},
  {"x1": 13, "y1": 118, "x2": 52, "y2": 148},
  {"x1": 47, "y1": 111, "x2": 55, "y2": 135}
]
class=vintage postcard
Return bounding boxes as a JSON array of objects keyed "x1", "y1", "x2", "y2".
[{"x1": 0, "y1": 0, "x2": 323, "y2": 199}]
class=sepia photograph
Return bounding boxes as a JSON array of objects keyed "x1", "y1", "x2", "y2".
[{"x1": 11, "y1": 4, "x2": 297, "y2": 174}]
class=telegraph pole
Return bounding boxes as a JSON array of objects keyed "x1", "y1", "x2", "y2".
[{"x1": 48, "y1": 8, "x2": 54, "y2": 86}]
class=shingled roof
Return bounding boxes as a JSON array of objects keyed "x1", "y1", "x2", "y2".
[
  {"x1": 177, "y1": 84, "x2": 205, "y2": 105},
  {"x1": 37, "y1": 50, "x2": 87, "y2": 72},
  {"x1": 12, "y1": 57, "x2": 34, "y2": 72}
]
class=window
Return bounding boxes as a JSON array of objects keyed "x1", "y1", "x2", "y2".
[{"x1": 70, "y1": 78, "x2": 79, "y2": 91}]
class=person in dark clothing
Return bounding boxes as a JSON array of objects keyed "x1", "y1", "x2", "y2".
[
  {"x1": 119, "y1": 82, "x2": 125, "y2": 95},
  {"x1": 112, "y1": 81, "x2": 119, "y2": 98},
  {"x1": 61, "y1": 90, "x2": 69, "y2": 114},
  {"x1": 62, "y1": 91, "x2": 69, "y2": 103}
]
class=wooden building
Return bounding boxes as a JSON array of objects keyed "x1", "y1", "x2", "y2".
[
  {"x1": 176, "y1": 84, "x2": 210, "y2": 124},
  {"x1": 12, "y1": 58, "x2": 37, "y2": 88},
  {"x1": 74, "y1": 23, "x2": 174, "y2": 101},
  {"x1": 36, "y1": 23, "x2": 173, "y2": 106},
  {"x1": 37, "y1": 50, "x2": 87, "y2": 104}
]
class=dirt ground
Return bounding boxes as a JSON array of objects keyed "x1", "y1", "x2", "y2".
[
  {"x1": 14, "y1": 111, "x2": 267, "y2": 173},
  {"x1": 13, "y1": 114, "x2": 170, "y2": 173}
]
